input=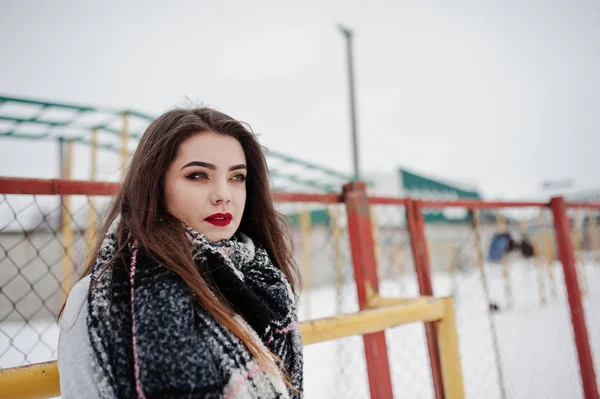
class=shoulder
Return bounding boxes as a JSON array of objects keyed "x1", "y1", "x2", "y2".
[{"x1": 58, "y1": 275, "x2": 91, "y2": 331}]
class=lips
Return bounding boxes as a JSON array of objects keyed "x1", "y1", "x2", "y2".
[{"x1": 205, "y1": 212, "x2": 233, "y2": 227}]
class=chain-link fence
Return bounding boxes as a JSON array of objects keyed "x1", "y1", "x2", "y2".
[
  {"x1": 568, "y1": 204, "x2": 600, "y2": 394},
  {"x1": 0, "y1": 192, "x2": 112, "y2": 369},
  {"x1": 369, "y1": 203, "x2": 434, "y2": 398},
  {"x1": 413, "y1": 200, "x2": 596, "y2": 399},
  {"x1": 419, "y1": 213, "x2": 506, "y2": 399},
  {"x1": 0, "y1": 184, "x2": 375, "y2": 398},
  {"x1": 3, "y1": 179, "x2": 600, "y2": 399},
  {"x1": 275, "y1": 200, "x2": 369, "y2": 399}
]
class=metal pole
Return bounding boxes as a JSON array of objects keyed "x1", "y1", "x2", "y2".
[
  {"x1": 300, "y1": 206, "x2": 312, "y2": 319},
  {"x1": 86, "y1": 129, "x2": 98, "y2": 251},
  {"x1": 343, "y1": 181, "x2": 394, "y2": 399},
  {"x1": 338, "y1": 25, "x2": 360, "y2": 180},
  {"x1": 407, "y1": 198, "x2": 445, "y2": 399},
  {"x1": 61, "y1": 140, "x2": 74, "y2": 301},
  {"x1": 58, "y1": 137, "x2": 65, "y2": 232},
  {"x1": 121, "y1": 112, "x2": 129, "y2": 176},
  {"x1": 550, "y1": 197, "x2": 599, "y2": 399}
]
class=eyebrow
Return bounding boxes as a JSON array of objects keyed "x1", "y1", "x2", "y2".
[{"x1": 180, "y1": 161, "x2": 247, "y2": 171}]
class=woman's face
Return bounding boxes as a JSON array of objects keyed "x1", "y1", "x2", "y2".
[{"x1": 164, "y1": 131, "x2": 247, "y2": 242}]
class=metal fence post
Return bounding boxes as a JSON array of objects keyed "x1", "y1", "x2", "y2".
[
  {"x1": 407, "y1": 198, "x2": 445, "y2": 399},
  {"x1": 343, "y1": 181, "x2": 394, "y2": 399},
  {"x1": 551, "y1": 196, "x2": 599, "y2": 399}
]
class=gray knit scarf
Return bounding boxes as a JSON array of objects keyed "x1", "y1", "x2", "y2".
[{"x1": 87, "y1": 223, "x2": 303, "y2": 399}]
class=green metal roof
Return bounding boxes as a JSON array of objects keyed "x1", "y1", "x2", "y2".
[{"x1": 0, "y1": 94, "x2": 358, "y2": 193}]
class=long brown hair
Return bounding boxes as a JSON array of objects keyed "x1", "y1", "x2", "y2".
[{"x1": 81, "y1": 107, "x2": 300, "y2": 375}]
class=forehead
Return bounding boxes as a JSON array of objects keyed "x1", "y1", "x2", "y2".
[{"x1": 175, "y1": 131, "x2": 246, "y2": 166}]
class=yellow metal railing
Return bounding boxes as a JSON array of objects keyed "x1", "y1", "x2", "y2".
[
  {"x1": 0, "y1": 362, "x2": 60, "y2": 399},
  {"x1": 0, "y1": 296, "x2": 465, "y2": 399}
]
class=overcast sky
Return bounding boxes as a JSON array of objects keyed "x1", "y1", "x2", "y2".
[{"x1": 1, "y1": 0, "x2": 599, "y2": 199}]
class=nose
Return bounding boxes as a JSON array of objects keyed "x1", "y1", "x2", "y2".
[{"x1": 209, "y1": 180, "x2": 232, "y2": 206}]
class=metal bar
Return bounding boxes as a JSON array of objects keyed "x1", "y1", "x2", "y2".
[
  {"x1": 550, "y1": 196, "x2": 599, "y2": 399},
  {"x1": 0, "y1": 177, "x2": 344, "y2": 203},
  {"x1": 61, "y1": 141, "x2": 74, "y2": 302},
  {"x1": 0, "y1": 95, "x2": 154, "y2": 121},
  {"x1": 343, "y1": 181, "x2": 394, "y2": 399},
  {"x1": 437, "y1": 298, "x2": 465, "y2": 399},
  {"x1": 407, "y1": 198, "x2": 445, "y2": 399},
  {"x1": 300, "y1": 206, "x2": 312, "y2": 319},
  {"x1": 91, "y1": 124, "x2": 141, "y2": 139},
  {"x1": 271, "y1": 191, "x2": 342, "y2": 204},
  {"x1": 0, "y1": 177, "x2": 119, "y2": 196},
  {"x1": 0, "y1": 298, "x2": 453, "y2": 399},
  {"x1": 367, "y1": 196, "x2": 408, "y2": 205},
  {"x1": 0, "y1": 132, "x2": 124, "y2": 155},
  {"x1": 123, "y1": 109, "x2": 155, "y2": 121},
  {"x1": 0, "y1": 115, "x2": 73, "y2": 127},
  {"x1": 86, "y1": 129, "x2": 98, "y2": 250},
  {"x1": 266, "y1": 150, "x2": 355, "y2": 181},
  {"x1": 567, "y1": 202, "x2": 600, "y2": 210},
  {"x1": 0, "y1": 122, "x2": 143, "y2": 141},
  {"x1": 0, "y1": 131, "x2": 51, "y2": 139},
  {"x1": 301, "y1": 299, "x2": 446, "y2": 345},
  {"x1": 419, "y1": 199, "x2": 548, "y2": 209},
  {"x1": 120, "y1": 112, "x2": 129, "y2": 175},
  {"x1": 0, "y1": 361, "x2": 60, "y2": 399},
  {"x1": 57, "y1": 137, "x2": 65, "y2": 239},
  {"x1": 366, "y1": 290, "x2": 435, "y2": 308},
  {"x1": 0, "y1": 95, "x2": 96, "y2": 112}
]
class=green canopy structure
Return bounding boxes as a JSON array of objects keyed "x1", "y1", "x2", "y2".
[{"x1": 0, "y1": 95, "x2": 356, "y2": 193}]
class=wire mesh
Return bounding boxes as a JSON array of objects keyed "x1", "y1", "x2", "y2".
[
  {"x1": 3, "y1": 182, "x2": 599, "y2": 399},
  {"x1": 419, "y1": 212, "x2": 504, "y2": 399},
  {"x1": 1, "y1": 188, "x2": 373, "y2": 398},
  {"x1": 368, "y1": 203, "x2": 434, "y2": 398},
  {"x1": 275, "y1": 201, "x2": 370, "y2": 398},
  {"x1": 419, "y1": 204, "x2": 587, "y2": 398},
  {"x1": 488, "y1": 207, "x2": 582, "y2": 398},
  {"x1": 0, "y1": 193, "x2": 111, "y2": 368}
]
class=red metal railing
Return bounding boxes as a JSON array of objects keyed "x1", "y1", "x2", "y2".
[{"x1": 1, "y1": 176, "x2": 599, "y2": 399}]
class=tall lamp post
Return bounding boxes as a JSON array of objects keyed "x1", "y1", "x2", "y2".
[{"x1": 338, "y1": 24, "x2": 360, "y2": 181}]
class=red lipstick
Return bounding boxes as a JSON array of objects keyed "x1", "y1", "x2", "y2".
[{"x1": 205, "y1": 212, "x2": 233, "y2": 227}]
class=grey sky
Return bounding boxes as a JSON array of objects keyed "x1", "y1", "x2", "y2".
[{"x1": 1, "y1": 0, "x2": 599, "y2": 198}]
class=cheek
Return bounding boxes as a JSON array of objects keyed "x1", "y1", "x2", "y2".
[
  {"x1": 165, "y1": 180, "x2": 199, "y2": 218},
  {"x1": 164, "y1": 182, "x2": 182, "y2": 217},
  {"x1": 234, "y1": 185, "x2": 247, "y2": 209}
]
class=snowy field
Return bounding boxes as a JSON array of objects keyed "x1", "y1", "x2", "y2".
[{"x1": 1, "y1": 262, "x2": 599, "y2": 398}]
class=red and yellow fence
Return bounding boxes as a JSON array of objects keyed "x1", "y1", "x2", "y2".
[
  {"x1": 0, "y1": 296, "x2": 464, "y2": 399},
  {"x1": 0, "y1": 177, "x2": 599, "y2": 398}
]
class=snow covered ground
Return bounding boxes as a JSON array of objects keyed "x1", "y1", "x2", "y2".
[
  {"x1": 1, "y1": 262, "x2": 599, "y2": 398},
  {"x1": 299, "y1": 261, "x2": 599, "y2": 399}
]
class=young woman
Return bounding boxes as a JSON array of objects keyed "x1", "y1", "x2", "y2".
[{"x1": 58, "y1": 108, "x2": 304, "y2": 398}]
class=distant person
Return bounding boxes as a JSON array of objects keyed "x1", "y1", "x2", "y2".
[{"x1": 57, "y1": 108, "x2": 304, "y2": 398}]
